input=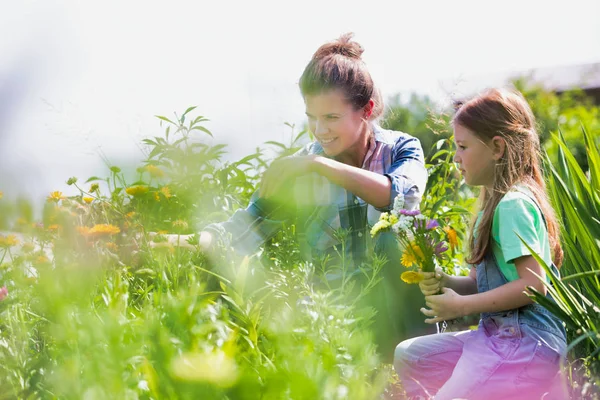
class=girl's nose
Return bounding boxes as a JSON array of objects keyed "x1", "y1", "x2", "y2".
[{"x1": 453, "y1": 153, "x2": 460, "y2": 163}]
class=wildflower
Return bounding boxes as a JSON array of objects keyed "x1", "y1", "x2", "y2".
[
  {"x1": 401, "y1": 242, "x2": 424, "y2": 267},
  {"x1": 145, "y1": 165, "x2": 165, "y2": 178},
  {"x1": 400, "y1": 209, "x2": 420, "y2": 216},
  {"x1": 47, "y1": 191, "x2": 65, "y2": 203},
  {"x1": 172, "y1": 220, "x2": 189, "y2": 232},
  {"x1": 393, "y1": 194, "x2": 405, "y2": 211},
  {"x1": 35, "y1": 255, "x2": 50, "y2": 265},
  {"x1": 401, "y1": 271, "x2": 424, "y2": 284},
  {"x1": 0, "y1": 234, "x2": 19, "y2": 249},
  {"x1": 370, "y1": 219, "x2": 391, "y2": 237},
  {"x1": 105, "y1": 242, "x2": 119, "y2": 252},
  {"x1": 434, "y1": 241, "x2": 449, "y2": 256},
  {"x1": 444, "y1": 226, "x2": 458, "y2": 252},
  {"x1": 426, "y1": 219, "x2": 440, "y2": 230},
  {"x1": 47, "y1": 224, "x2": 60, "y2": 232},
  {"x1": 126, "y1": 212, "x2": 136, "y2": 219},
  {"x1": 82, "y1": 196, "x2": 94, "y2": 204},
  {"x1": 160, "y1": 186, "x2": 172, "y2": 199},
  {"x1": 89, "y1": 183, "x2": 100, "y2": 193},
  {"x1": 125, "y1": 185, "x2": 149, "y2": 196},
  {"x1": 0, "y1": 286, "x2": 7, "y2": 301},
  {"x1": 154, "y1": 192, "x2": 160, "y2": 202},
  {"x1": 77, "y1": 226, "x2": 91, "y2": 236},
  {"x1": 83, "y1": 224, "x2": 121, "y2": 240}
]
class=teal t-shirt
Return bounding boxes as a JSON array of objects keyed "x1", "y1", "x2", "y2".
[{"x1": 490, "y1": 186, "x2": 552, "y2": 282}]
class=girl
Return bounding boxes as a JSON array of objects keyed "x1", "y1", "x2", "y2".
[
  {"x1": 394, "y1": 88, "x2": 567, "y2": 399},
  {"x1": 155, "y1": 33, "x2": 435, "y2": 359}
]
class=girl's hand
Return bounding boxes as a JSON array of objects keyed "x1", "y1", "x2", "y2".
[
  {"x1": 418, "y1": 266, "x2": 446, "y2": 296},
  {"x1": 420, "y1": 287, "x2": 467, "y2": 324},
  {"x1": 259, "y1": 155, "x2": 317, "y2": 198}
]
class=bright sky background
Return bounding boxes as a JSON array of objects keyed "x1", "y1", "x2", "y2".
[{"x1": 1, "y1": 0, "x2": 599, "y2": 205}]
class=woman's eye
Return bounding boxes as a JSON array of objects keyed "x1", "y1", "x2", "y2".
[{"x1": 326, "y1": 115, "x2": 339, "y2": 121}]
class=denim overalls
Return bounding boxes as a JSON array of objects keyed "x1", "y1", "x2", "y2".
[{"x1": 394, "y1": 250, "x2": 567, "y2": 400}]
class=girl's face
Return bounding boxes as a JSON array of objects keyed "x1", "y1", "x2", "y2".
[
  {"x1": 304, "y1": 89, "x2": 369, "y2": 160},
  {"x1": 453, "y1": 123, "x2": 497, "y2": 188}
]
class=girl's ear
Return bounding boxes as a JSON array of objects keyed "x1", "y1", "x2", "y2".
[
  {"x1": 363, "y1": 99, "x2": 374, "y2": 119},
  {"x1": 491, "y1": 136, "x2": 506, "y2": 160}
]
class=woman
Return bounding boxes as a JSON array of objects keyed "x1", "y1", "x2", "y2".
[{"x1": 158, "y1": 33, "x2": 435, "y2": 360}]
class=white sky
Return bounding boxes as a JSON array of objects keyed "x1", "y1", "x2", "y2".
[{"x1": 1, "y1": 0, "x2": 599, "y2": 204}]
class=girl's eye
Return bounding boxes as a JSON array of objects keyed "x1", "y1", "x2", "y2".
[{"x1": 458, "y1": 145, "x2": 466, "y2": 150}]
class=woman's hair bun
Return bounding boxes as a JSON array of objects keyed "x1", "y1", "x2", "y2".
[{"x1": 313, "y1": 32, "x2": 364, "y2": 60}]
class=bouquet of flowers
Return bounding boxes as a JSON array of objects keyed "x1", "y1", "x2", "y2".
[{"x1": 370, "y1": 194, "x2": 455, "y2": 284}]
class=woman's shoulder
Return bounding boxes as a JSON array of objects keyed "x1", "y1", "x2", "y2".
[{"x1": 373, "y1": 125, "x2": 419, "y2": 146}]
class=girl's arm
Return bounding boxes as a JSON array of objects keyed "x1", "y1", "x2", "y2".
[
  {"x1": 419, "y1": 266, "x2": 478, "y2": 296},
  {"x1": 421, "y1": 255, "x2": 546, "y2": 323}
]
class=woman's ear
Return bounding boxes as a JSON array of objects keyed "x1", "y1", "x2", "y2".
[{"x1": 491, "y1": 136, "x2": 506, "y2": 160}]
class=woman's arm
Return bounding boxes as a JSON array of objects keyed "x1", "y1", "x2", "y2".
[{"x1": 312, "y1": 156, "x2": 392, "y2": 209}]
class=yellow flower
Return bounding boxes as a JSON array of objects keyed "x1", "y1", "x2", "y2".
[
  {"x1": 47, "y1": 191, "x2": 65, "y2": 203},
  {"x1": 0, "y1": 234, "x2": 19, "y2": 248},
  {"x1": 389, "y1": 214, "x2": 398, "y2": 225},
  {"x1": 160, "y1": 186, "x2": 172, "y2": 199},
  {"x1": 145, "y1": 165, "x2": 165, "y2": 178},
  {"x1": 370, "y1": 219, "x2": 391, "y2": 237},
  {"x1": 47, "y1": 224, "x2": 60, "y2": 232},
  {"x1": 401, "y1": 242, "x2": 424, "y2": 267},
  {"x1": 126, "y1": 211, "x2": 136, "y2": 219},
  {"x1": 86, "y1": 224, "x2": 121, "y2": 240},
  {"x1": 125, "y1": 185, "x2": 149, "y2": 196},
  {"x1": 154, "y1": 192, "x2": 161, "y2": 202},
  {"x1": 82, "y1": 196, "x2": 94, "y2": 204},
  {"x1": 401, "y1": 271, "x2": 424, "y2": 284},
  {"x1": 444, "y1": 226, "x2": 458, "y2": 252},
  {"x1": 172, "y1": 220, "x2": 189, "y2": 232}
]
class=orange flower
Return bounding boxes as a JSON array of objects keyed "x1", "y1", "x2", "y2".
[
  {"x1": 444, "y1": 226, "x2": 458, "y2": 252},
  {"x1": 78, "y1": 224, "x2": 121, "y2": 240}
]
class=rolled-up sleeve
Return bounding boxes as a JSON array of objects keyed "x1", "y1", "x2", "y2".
[
  {"x1": 378, "y1": 136, "x2": 427, "y2": 212},
  {"x1": 203, "y1": 193, "x2": 292, "y2": 255}
]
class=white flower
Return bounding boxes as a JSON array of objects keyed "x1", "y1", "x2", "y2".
[{"x1": 393, "y1": 194, "x2": 405, "y2": 212}]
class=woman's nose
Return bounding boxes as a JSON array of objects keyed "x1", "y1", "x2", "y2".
[{"x1": 315, "y1": 120, "x2": 328, "y2": 135}]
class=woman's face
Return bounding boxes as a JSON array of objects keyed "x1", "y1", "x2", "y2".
[{"x1": 304, "y1": 89, "x2": 369, "y2": 158}]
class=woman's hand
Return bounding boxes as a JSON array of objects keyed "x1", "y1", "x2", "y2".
[
  {"x1": 418, "y1": 266, "x2": 447, "y2": 296},
  {"x1": 259, "y1": 155, "x2": 317, "y2": 198},
  {"x1": 420, "y1": 287, "x2": 468, "y2": 324}
]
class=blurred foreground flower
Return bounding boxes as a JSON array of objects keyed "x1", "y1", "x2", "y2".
[
  {"x1": 0, "y1": 234, "x2": 19, "y2": 249},
  {"x1": 0, "y1": 286, "x2": 7, "y2": 301},
  {"x1": 126, "y1": 185, "x2": 149, "y2": 196},
  {"x1": 47, "y1": 191, "x2": 65, "y2": 203},
  {"x1": 78, "y1": 224, "x2": 121, "y2": 240},
  {"x1": 145, "y1": 165, "x2": 165, "y2": 178},
  {"x1": 170, "y1": 351, "x2": 238, "y2": 388}
]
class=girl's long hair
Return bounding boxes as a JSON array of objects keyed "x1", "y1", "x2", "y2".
[{"x1": 453, "y1": 88, "x2": 563, "y2": 267}]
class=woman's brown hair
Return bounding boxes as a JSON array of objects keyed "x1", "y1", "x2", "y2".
[
  {"x1": 453, "y1": 88, "x2": 563, "y2": 267},
  {"x1": 299, "y1": 33, "x2": 383, "y2": 120}
]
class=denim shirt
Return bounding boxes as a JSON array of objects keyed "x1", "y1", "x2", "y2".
[{"x1": 204, "y1": 124, "x2": 427, "y2": 271}]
